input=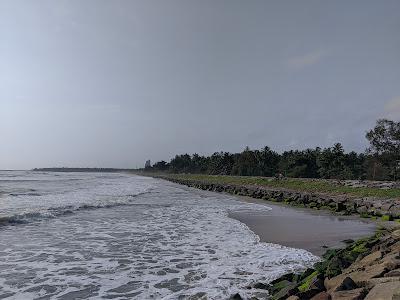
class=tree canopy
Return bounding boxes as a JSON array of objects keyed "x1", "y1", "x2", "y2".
[{"x1": 144, "y1": 119, "x2": 399, "y2": 181}]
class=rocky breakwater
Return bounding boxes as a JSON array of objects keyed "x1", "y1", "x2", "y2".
[
  {"x1": 262, "y1": 227, "x2": 400, "y2": 300},
  {"x1": 160, "y1": 177, "x2": 400, "y2": 220}
]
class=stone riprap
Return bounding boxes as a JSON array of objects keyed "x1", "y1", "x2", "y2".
[{"x1": 157, "y1": 176, "x2": 400, "y2": 220}]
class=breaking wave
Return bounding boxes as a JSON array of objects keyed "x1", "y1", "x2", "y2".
[{"x1": 0, "y1": 171, "x2": 154, "y2": 227}]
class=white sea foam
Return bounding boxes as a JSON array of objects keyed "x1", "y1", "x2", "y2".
[
  {"x1": 0, "y1": 171, "x2": 154, "y2": 224},
  {"x1": 0, "y1": 172, "x2": 319, "y2": 299}
]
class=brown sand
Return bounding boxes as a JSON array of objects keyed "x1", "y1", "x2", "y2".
[{"x1": 230, "y1": 197, "x2": 376, "y2": 256}]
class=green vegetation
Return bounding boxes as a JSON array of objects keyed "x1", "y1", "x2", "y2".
[
  {"x1": 381, "y1": 215, "x2": 392, "y2": 221},
  {"x1": 160, "y1": 173, "x2": 400, "y2": 199},
  {"x1": 298, "y1": 270, "x2": 319, "y2": 292},
  {"x1": 314, "y1": 233, "x2": 380, "y2": 279},
  {"x1": 269, "y1": 228, "x2": 394, "y2": 299},
  {"x1": 145, "y1": 119, "x2": 400, "y2": 181}
]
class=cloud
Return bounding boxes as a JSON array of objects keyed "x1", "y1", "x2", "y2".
[
  {"x1": 286, "y1": 50, "x2": 325, "y2": 69},
  {"x1": 384, "y1": 96, "x2": 400, "y2": 120}
]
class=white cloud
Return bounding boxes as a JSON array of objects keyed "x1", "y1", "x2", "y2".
[
  {"x1": 286, "y1": 50, "x2": 325, "y2": 69},
  {"x1": 384, "y1": 96, "x2": 400, "y2": 120}
]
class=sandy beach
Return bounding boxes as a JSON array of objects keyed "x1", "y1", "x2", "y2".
[{"x1": 230, "y1": 196, "x2": 376, "y2": 256}]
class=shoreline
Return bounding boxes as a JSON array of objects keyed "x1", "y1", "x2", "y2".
[
  {"x1": 147, "y1": 174, "x2": 400, "y2": 300},
  {"x1": 229, "y1": 196, "x2": 375, "y2": 256}
]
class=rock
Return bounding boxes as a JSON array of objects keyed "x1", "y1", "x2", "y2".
[
  {"x1": 363, "y1": 276, "x2": 400, "y2": 290},
  {"x1": 390, "y1": 241, "x2": 400, "y2": 252},
  {"x1": 358, "y1": 250, "x2": 382, "y2": 266},
  {"x1": 311, "y1": 292, "x2": 331, "y2": 300},
  {"x1": 252, "y1": 282, "x2": 269, "y2": 289},
  {"x1": 384, "y1": 269, "x2": 400, "y2": 277},
  {"x1": 340, "y1": 263, "x2": 389, "y2": 286},
  {"x1": 268, "y1": 279, "x2": 292, "y2": 294},
  {"x1": 325, "y1": 274, "x2": 347, "y2": 291},
  {"x1": 351, "y1": 269, "x2": 384, "y2": 286},
  {"x1": 364, "y1": 281, "x2": 400, "y2": 300},
  {"x1": 325, "y1": 276, "x2": 357, "y2": 292},
  {"x1": 310, "y1": 277, "x2": 325, "y2": 291},
  {"x1": 342, "y1": 239, "x2": 355, "y2": 244},
  {"x1": 345, "y1": 250, "x2": 383, "y2": 273},
  {"x1": 229, "y1": 293, "x2": 243, "y2": 300},
  {"x1": 333, "y1": 277, "x2": 358, "y2": 292},
  {"x1": 269, "y1": 274, "x2": 295, "y2": 285},
  {"x1": 330, "y1": 288, "x2": 366, "y2": 300},
  {"x1": 324, "y1": 256, "x2": 352, "y2": 278},
  {"x1": 296, "y1": 289, "x2": 321, "y2": 299},
  {"x1": 300, "y1": 268, "x2": 316, "y2": 280},
  {"x1": 271, "y1": 282, "x2": 299, "y2": 300},
  {"x1": 392, "y1": 229, "x2": 400, "y2": 239}
]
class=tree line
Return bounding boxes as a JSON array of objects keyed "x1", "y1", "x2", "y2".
[{"x1": 145, "y1": 119, "x2": 400, "y2": 181}]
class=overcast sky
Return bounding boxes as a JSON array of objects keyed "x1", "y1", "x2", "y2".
[{"x1": 1, "y1": 1, "x2": 399, "y2": 169}]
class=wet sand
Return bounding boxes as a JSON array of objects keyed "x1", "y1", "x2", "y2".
[{"x1": 230, "y1": 197, "x2": 376, "y2": 256}]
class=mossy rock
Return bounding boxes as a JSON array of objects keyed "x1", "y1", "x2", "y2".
[
  {"x1": 322, "y1": 249, "x2": 339, "y2": 260},
  {"x1": 324, "y1": 257, "x2": 346, "y2": 278},
  {"x1": 320, "y1": 205, "x2": 333, "y2": 211},
  {"x1": 381, "y1": 215, "x2": 393, "y2": 221},
  {"x1": 317, "y1": 245, "x2": 361, "y2": 278},
  {"x1": 271, "y1": 282, "x2": 298, "y2": 300},
  {"x1": 298, "y1": 270, "x2": 319, "y2": 292},
  {"x1": 360, "y1": 212, "x2": 371, "y2": 218},
  {"x1": 269, "y1": 273, "x2": 297, "y2": 286},
  {"x1": 298, "y1": 268, "x2": 316, "y2": 281},
  {"x1": 269, "y1": 279, "x2": 291, "y2": 294}
]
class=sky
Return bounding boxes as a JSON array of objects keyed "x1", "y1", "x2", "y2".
[{"x1": 1, "y1": 0, "x2": 399, "y2": 169}]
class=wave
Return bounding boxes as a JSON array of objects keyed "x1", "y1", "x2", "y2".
[
  {"x1": 10, "y1": 192, "x2": 42, "y2": 196},
  {"x1": 0, "y1": 190, "x2": 153, "y2": 227}
]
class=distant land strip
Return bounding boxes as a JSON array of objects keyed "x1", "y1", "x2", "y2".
[{"x1": 32, "y1": 168, "x2": 135, "y2": 173}]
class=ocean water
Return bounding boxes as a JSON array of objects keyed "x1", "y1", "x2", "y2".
[{"x1": 0, "y1": 171, "x2": 319, "y2": 299}]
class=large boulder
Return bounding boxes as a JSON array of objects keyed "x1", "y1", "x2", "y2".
[
  {"x1": 296, "y1": 289, "x2": 321, "y2": 299},
  {"x1": 329, "y1": 288, "x2": 366, "y2": 300},
  {"x1": 271, "y1": 282, "x2": 299, "y2": 300},
  {"x1": 363, "y1": 277, "x2": 400, "y2": 290},
  {"x1": 346, "y1": 264, "x2": 388, "y2": 286},
  {"x1": 356, "y1": 250, "x2": 382, "y2": 266},
  {"x1": 325, "y1": 276, "x2": 357, "y2": 292},
  {"x1": 364, "y1": 281, "x2": 400, "y2": 300},
  {"x1": 251, "y1": 282, "x2": 269, "y2": 290},
  {"x1": 311, "y1": 292, "x2": 331, "y2": 300},
  {"x1": 384, "y1": 269, "x2": 400, "y2": 277},
  {"x1": 325, "y1": 274, "x2": 348, "y2": 291},
  {"x1": 332, "y1": 277, "x2": 358, "y2": 292}
]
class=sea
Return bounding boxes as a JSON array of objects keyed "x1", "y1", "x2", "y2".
[{"x1": 0, "y1": 171, "x2": 319, "y2": 299}]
